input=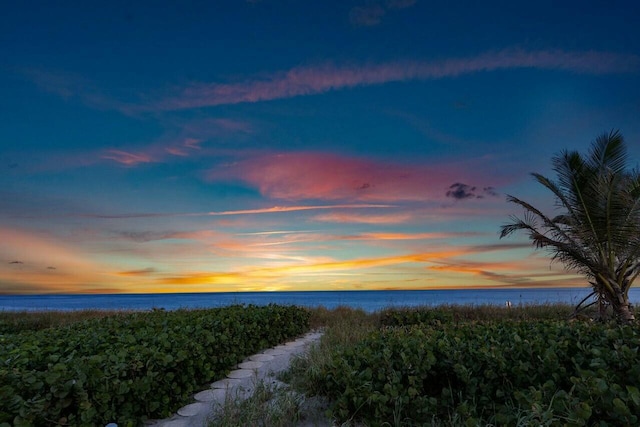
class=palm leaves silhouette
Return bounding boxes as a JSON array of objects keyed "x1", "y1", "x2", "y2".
[{"x1": 501, "y1": 130, "x2": 640, "y2": 322}]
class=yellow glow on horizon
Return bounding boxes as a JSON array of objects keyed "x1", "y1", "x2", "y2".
[{"x1": 0, "y1": 227, "x2": 586, "y2": 295}]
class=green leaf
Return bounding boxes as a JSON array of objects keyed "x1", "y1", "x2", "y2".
[{"x1": 628, "y1": 385, "x2": 640, "y2": 406}]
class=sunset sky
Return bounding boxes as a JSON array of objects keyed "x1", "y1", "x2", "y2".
[{"x1": 1, "y1": 1, "x2": 639, "y2": 294}]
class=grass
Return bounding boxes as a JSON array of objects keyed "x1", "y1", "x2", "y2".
[
  {"x1": 0, "y1": 308, "x2": 129, "y2": 334},
  {"x1": 207, "y1": 378, "x2": 306, "y2": 427},
  {"x1": 285, "y1": 306, "x2": 379, "y2": 396}
]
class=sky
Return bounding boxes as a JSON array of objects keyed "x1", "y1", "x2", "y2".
[{"x1": 1, "y1": 1, "x2": 639, "y2": 295}]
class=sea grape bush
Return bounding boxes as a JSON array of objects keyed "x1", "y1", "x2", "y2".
[
  {"x1": 378, "y1": 304, "x2": 576, "y2": 327},
  {"x1": 0, "y1": 304, "x2": 309, "y2": 426},
  {"x1": 313, "y1": 319, "x2": 640, "y2": 426}
]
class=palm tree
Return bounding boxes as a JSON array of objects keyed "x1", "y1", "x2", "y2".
[{"x1": 500, "y1": 130, "x2": 640, "y2": 323}]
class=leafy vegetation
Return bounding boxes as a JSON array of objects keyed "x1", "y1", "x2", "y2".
[
  {"x1": 501, "y1": 130, "x2": 640, "y2": 323},
  {"x1": 0, "y1": 310, "x2": 129, "y2": 335},
  {"x1": 378, "y1": 303, "x2": 575, "y2": 327},
  {"x1": 0, "y1": 305, "x2": 310, "y2": 426},
  {"x1": 290, "y1": 305, "x2": 640, "y2": 426},
  {"x1": 5, "y1": 304, "x2": 640, "y2": 426}
]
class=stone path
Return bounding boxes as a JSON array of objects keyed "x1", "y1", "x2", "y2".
[{"x1": 146, "y1": 330, "x2": 326, "y2": 427}]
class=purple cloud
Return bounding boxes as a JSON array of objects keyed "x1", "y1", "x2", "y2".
[{"x1": 446, "y1": 183, "x2": 498, "y2": 200}]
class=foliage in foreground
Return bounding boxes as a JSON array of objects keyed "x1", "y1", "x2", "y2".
[
  {"x1": 294, "y1": 306, "x2": 640, "y2": 426},
  {"x1": 0, "y1": 304, "x2": 310, "y2": 426}
]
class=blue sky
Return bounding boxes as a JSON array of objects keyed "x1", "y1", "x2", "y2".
[{"x1": 1, "y1": 0, "x2": 639, "y2": 294}]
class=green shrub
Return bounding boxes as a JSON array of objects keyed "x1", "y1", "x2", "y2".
[
  {"x1": 311, "y1": 320, "x2": 640, "y2": 426},
  {"x1": 378, "y1": 304, "x2": 575, "y2": 327},
  {"x1": 0, "y1": 304, "x2": 310, "y2": 426}
]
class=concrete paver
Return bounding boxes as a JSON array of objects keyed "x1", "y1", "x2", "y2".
[
  {"x1": 237, "y1": 361, "x2": 263, "y2": 369},
  {"x1": 146, "y1": 330, "x2": 324, "y2": 427}
]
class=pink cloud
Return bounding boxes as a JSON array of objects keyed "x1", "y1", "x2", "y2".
[
  {"x1": 312, "y1": 211, "x2": 414, "y2": 224},
  {"x1": 208, "y1": 151, "x2": 500, "y2": 202},
  {"x1": 183, "y1": 138, "x2": 202, "y2": 149},
  {"x1": 102, "y1": 137, "x2": 205, "y2": 166},
  {"x1": 101, "y1": 150, "x2": 155, "y2": 166},
  {"x1": 165, "y1": 138, "x2": 203, "y2": 157},
  {"x1": 145, "y1": 49, "x2": 640, "y2": 111},
  {"x1": 100, "y1": 118, "x2": 252, "y2": 167}
]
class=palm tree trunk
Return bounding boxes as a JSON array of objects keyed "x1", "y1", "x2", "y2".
[
  {"x1": 596, "y1": 276, "x2": 636, "y2": 323},
  {"x1": 612, "y1": 288, "x2": 636, "y2": 324},
  {"x1": 598, "y1": 293, "x2": 607, "y2": 320}
]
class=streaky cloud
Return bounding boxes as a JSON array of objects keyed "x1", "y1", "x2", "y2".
[
  {"x1": 312, "y1": 211, "x2": 414, "y2": 224},
  {"x1": 203, "y1": 204, "x2": 394, "y2": 216},
  {"x1": 75, "y1": 204, "x2": 394, "y2": 219},
  {"x1": 101, "y1": 150, "x2": 154, "y2": 166},
  {"x1": 118, "y1": 267, "x2": 158, "y2": 276},
  {"x1": 144, "y1": 49, "x2": 640, "y2": 111}
]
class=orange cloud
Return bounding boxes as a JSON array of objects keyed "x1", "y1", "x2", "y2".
[
  {"x1": 117, "y1": 268, "x2": 158, "y2": 276},
  {"x1": 159, "y1": 251, "x2": 459, "y2": 285},
  {"x1": 147, "y1": 241, "x2": 565, "y2": 293},
  {"x1": 203, "y1": 204, "x2": 394, "y2": 216},
  {"x1": 347, "y1": 231, "x2": 483, "y2": 240},
  {"x1": 77, "y1": 204, "x2": 394, "y2": 220},
  {"x1": 0, "y1": 228, "x2": 118, "y2": 294},
  {"x1": 428, "y1": 257, "x2": 584, "y2": 288},
  {"x1": 242, "y1": 231, "x2": 484, "y2": 248},
  {"x1": 156, "y1": 248, "x2": 475, "y2": 289}
]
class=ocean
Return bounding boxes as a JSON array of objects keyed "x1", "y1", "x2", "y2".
[{"x1": 2, "y1": 288, "x2": 639, "y2": 312}]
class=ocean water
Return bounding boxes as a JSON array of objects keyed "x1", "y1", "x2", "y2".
[{"x1": 2, "y1": 288, "x2": 639, "y2": 312}]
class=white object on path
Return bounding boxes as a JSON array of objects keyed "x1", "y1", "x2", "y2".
[{"x1": 147, "y1": 331, "x2": 323, "y2": 427}]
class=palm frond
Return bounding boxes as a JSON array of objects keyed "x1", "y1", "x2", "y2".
[
  {"x1": 501, "y1": 130, "x2": 639, "y2": 321},
  {"x1": 531, "y1": 173, "x2": 580, "y2": 220},
  {"x1": 588, "y1": 130, "x2": 626, "y2": 174}
]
